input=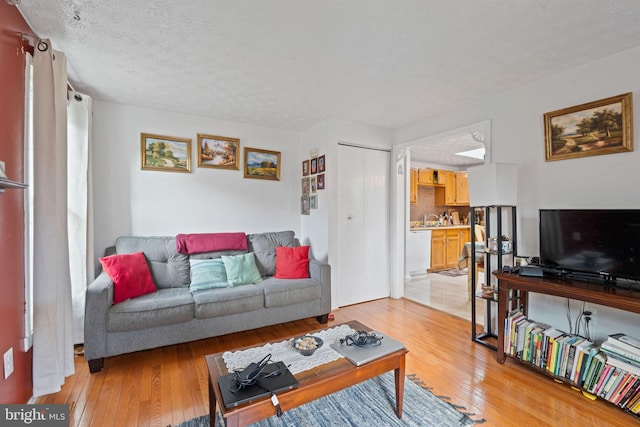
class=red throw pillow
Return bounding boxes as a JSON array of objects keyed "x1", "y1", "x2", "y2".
[
  {"x1": 274, "y1": 246, "x2": 310, "y2": 279},
  {"x1": 99, "y1": 252, "x2": 157, "y2": 304}
]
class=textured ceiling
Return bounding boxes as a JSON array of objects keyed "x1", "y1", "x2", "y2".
[{"x1": 14, "y1": 0, "x2": 640, "y2": 164}]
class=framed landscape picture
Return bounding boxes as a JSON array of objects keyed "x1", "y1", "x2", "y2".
[
  {"x1": 244, "y1": 147, "x2": 281, "y2": 181},
  {"x1": 197, "y1": 134, "x2": 240, "y2": 169},
  {"x1": 141, "y1": 133, "x2": 191, "y2": 173},
  {"x1": 544, "y1": 92, "x2": 633, "y2": 161}
]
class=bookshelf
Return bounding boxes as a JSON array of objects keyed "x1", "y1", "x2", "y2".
[
  {"x1": 470, "y1": 205, "x2": 516, "y2": 350},
  {"x1": 495, "y1": 271, "x2": 640, "y2": 417}
]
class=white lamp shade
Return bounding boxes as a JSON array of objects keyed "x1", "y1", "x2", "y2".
[{"x1": 467, "y1": 163, "x2": 518, "y2": 207}]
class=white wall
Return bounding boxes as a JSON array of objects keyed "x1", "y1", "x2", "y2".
[
  {"x1": 302, "y1": 118, "x2": 392, "y2": 308},
  {"x1": 394, "y1": 45, "x2": 640, "y2": 342},
  {"x1": 92, "y1": 101, "x2": 302, "y2": 265}
]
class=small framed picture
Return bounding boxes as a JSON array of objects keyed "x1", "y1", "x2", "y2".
[
  {"x1": 302, "y1": 177, "x2": 310, "y2": 195},
  {"x1": 301, "y1": 195, "x2": 310, "y2": 215},
  {"x1": 302, "y1": 160, "x2": 310, "y2": 176},
  {"x1": 141, "y1": 133, "x2": 192, "y2": 173},
  {"x1": 310, "y1": 195, "x2": 318, "y2": 209},
  {"x1": 310, "y1": 176, "x2": 317, "y2": 193},
  {"x1": 310, "y1": 157, "x2": 318, "y2": 174},
  {"x1": 244, "y1": 147, "x2": 281, "y2": 181},
  {"x1": 197, "y1": 134, "x2": 240, "y2": 170},
  {"x1": 318, "y1": 155, "x2": 325, "y2": 173},
  {"x1": 317, "y1": 174, "x2": 325, "y2": 190}
]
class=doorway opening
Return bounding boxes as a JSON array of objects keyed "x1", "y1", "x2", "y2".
[{"x1": 399, "y1": 121, "x2": 489, "y2": 324}]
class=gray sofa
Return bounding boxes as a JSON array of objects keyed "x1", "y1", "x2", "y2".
[{"x1": 84, "y1": 231, "x2": 331, "y2": 373}]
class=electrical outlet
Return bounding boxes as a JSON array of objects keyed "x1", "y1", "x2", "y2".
[{"x1": 4, "y1": 348, "x2": 14, "y2": 379}]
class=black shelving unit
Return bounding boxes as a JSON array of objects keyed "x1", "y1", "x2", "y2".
[{"x1": 470, "y1": 205, "x2": 516, "y2": 350}]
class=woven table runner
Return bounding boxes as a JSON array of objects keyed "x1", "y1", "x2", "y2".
[{"x1": 222, "y1": 324, "x2": 356, "y2": 375}]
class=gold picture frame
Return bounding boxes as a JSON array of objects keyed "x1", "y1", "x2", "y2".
[
  {"x1": 244, "y1": 147, "x2": 281, "y2": 181},
  {"x1": 141, "y1": 133, "x2": 191, "y2": 172},
  {"x1": 197, "y1": 134, "x2": 240, "y2": 170},
  {"x1": 544, "y1": 92, "x2": 633, "y2": 161}
]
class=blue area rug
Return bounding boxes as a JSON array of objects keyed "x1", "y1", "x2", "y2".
[{"x1": 173, "y1": 372, "x2": 483, "y2": 426}]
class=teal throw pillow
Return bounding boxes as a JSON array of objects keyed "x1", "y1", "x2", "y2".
[
  {"x1": 189, "y1": 258, "x2": 229, "y2": 291},
  {"x1": 221, "y1": 253, "x2": 263, "y2": 286}
]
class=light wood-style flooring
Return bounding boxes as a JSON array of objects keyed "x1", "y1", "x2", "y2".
[
  {"x1": 37, "y1": 298, "x2": 634, "y2": 426},
  {"x1": 404, "y1": 271, "x2": 485, "y2": 324}
]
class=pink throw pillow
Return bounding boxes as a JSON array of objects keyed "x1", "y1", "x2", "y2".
[
  {"x1": 99, "y1": 252, "x2": 157, "y2": 304},
  {"x1": 274, "y1": 246, "x2": 310, "y2": 279}
]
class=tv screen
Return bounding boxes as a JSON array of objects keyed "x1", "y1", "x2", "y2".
[{"x1": 539, "y1": 209, "x2": 640, "y2": 282}]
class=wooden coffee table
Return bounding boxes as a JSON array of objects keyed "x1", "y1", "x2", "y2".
[{"x1": 205, "y1": 320, "x2": 408, "y2": 427}]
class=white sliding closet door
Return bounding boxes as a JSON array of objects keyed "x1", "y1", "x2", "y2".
[{"x1": 337, "y1": 144, "x2": 390, "y2": 307}]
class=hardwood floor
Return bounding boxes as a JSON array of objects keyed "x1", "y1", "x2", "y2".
[{"x1": 37, "y1": 298, "x2": 635, "y2": 426}]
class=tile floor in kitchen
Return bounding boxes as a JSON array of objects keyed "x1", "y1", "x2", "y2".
[{"x1": 404, "y1": 269, "x2": 486, "y2": 326}]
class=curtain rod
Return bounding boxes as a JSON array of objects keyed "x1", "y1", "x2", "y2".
[
  {"x1": 337, "y1": 141, "x2": 391, "y2": 152},
  {"x1": 20, "y1": 32, "x2": 48, "y2": 51}
]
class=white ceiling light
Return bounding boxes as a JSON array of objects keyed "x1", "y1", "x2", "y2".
[{"x1": 454, "y1": 148, "x2": 485, "y2": 160}]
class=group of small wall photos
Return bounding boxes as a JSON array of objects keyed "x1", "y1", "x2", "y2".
[{"x1": 301, "y1": 155, "x2": 325, "y2": 215}]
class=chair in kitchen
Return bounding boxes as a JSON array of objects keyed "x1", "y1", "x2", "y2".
[{"x1": 467, "y1": 225, "x2": 486, "y2": 298}]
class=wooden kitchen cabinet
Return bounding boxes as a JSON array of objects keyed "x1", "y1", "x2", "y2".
[
  {"x1": 417, "y1": 168, "x2": 435, "y2": 185},
  {"x1": 430, "y1": 227, "x2": 470, "y2": 271},
  {"x1": 435, "y1": 170, "x2": 470, "y2": 206},
  {"x1": 410, "y1": 168, "x2": 418, "y2": 204},
  {"x1": 430, "y1": 230, "x2": 447, "y2": 270},
  {"x1": 455, "y1": 172, "x2": 469, "y2": 205}
]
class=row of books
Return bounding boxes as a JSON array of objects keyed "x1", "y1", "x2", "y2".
[{"x1": 504, "y1": 310, "x2": 640, "y2": 415}]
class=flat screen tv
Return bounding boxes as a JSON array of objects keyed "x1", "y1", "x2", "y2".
[{"x1": 539, "y1": 209, "x2": 640, "y2": 283}]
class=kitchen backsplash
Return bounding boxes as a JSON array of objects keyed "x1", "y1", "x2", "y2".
[{"x1": 410, "y1": 185, "x2": 470, "y2": 224}]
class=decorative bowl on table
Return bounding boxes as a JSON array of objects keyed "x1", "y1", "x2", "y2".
[{"x1": 292, "y1": 335, "x2": 323, "y2": 356}]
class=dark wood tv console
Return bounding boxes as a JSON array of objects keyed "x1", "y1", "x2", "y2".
[{"x1": 495, "y1": 271, "x2": 640, "y2": 364}]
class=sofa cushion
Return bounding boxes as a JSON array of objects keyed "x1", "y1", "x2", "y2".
[
  {"x1": 115, "y1": 236, "x2": 190, "y2": 289},
  {"x1": 99, "y1": 252, "x2": 157, "y2": 304},
  {"x1": 261, "y1": 277, "x2": 321, "y2": 308},
  {"x1": 247, "y1": 231, "x2": 298, "y2": 276},
  {"x1": 274, "y1": 246, "x2": 310, "y2": 279},
  {"x1": 192, "y1": 285, "x2": 264, "y2": 319},
  {"x1": 107, "y1": 288, "x2": 194, "y2": 332},
  {"x1": 189, "y1": 258, "x2": 229, "y2": 291},
  {"x1": 221, "y1": 253, "x2": 263, "y2": 286}
]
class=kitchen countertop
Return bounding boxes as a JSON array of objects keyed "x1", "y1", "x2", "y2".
[{"x1": 410, "y1": 225, "x2": 470, "y2": 231}]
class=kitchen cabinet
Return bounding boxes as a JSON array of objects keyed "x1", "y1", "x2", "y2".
[
  {"x1": 430, "y1": 230, "x2": 447, "y2": 270},
  {"x1": 455, "y1": 172, "x2": 469, "y2": 205},
  {"x1": 429, "y1": 227, "x2": 470, "y2": 271},
  {"x1": 410, "y1": 168, "x2": 418, "y2": 204},
  {"x1": 435, "y1": 170, "x2": 470, "y2": 206},
  {"x1": 417, "y1": 168, "x2": 435, "y2": 185}
]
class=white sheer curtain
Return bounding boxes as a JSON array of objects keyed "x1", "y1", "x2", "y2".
[
  {"x1": 67, "y1": 92, "x2": 94, "y2": 345},
  {"x1": 32, "y1": 41, "x2": 75, "y2": 397}
]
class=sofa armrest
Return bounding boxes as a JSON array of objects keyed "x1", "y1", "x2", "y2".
[
  {"x1": 84, "y1": 271, "x2": 114, "y2": 361},
  {"x1": 309, "y1": 259, "x2": 331, "y2": 314}
]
